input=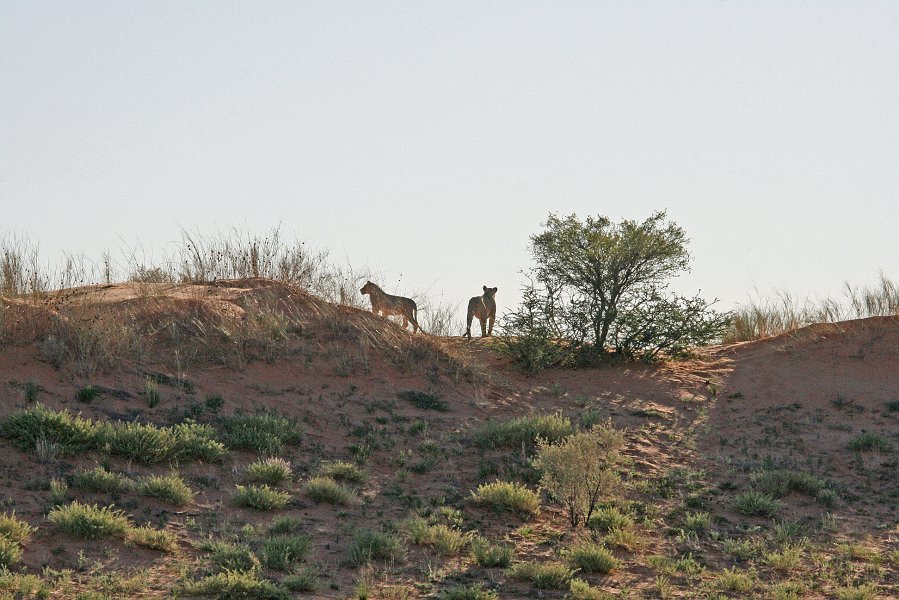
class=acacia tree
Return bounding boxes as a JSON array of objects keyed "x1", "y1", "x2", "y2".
[{"x1": 501, "y1": 211, "x2": 728, "y2": 369}]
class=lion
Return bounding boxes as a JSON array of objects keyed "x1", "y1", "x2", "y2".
[
  {"x1": 360, "y1": 281, "x2": 421, "y2": 334},
  {"x1": 463, "y1": 285, "x2": 497, "y2": 338}
]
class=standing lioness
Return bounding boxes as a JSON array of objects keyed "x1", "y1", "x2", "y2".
[
  {"x1": 360, "y1": 281, "x2": 421, "y2": 334},
  {"x1": 464, "y1": 286, "x2": 497, "y2": 338}
]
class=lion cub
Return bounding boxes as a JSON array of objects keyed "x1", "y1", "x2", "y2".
[
  {"x1": 463, "y1": 286, "x2": 498, "y2": 338},
  {"x1": 360, "y1": 281, "x2": 421, "y2": 334}
]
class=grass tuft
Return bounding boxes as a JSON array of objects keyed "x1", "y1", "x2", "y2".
[
  {"x1": 565, "y1": 541, "x2": 619, "y2": 574},
  {"x1": 473, "y1": 412, "x2": 573, "y2": 450},
  {"x1": 346, "y1": 529, "x2": 406, "y2": 567},
  {"x1": 180, "y1": 571, "x2": 289, "y2": 600},
  {"x1": 246, "y1": 457, "x2": 292, "y2": 486},
  {"x1": 306, "y1": 476, "x2": 356, "y2": 505},
  {"x1": 261, "y1": 534, "x2": 311, "y2": 571},
  {"x1": 507, "y1": 561, "x2": 574, "y2": 589},
  {"x1": 233, "y1": 485, "x2": 290, "y2": 510},
  {"x1": 135, "y1": 473, "x2": 194, "y2": 505},
  {"x1": 318, "y1": 460, "x2": 366, "y2": 484},
  {"x1": 219, "y1": 412, "x2": 302, "y2": 454},
  {"x1": 397, "y1": 390, "x2": 449, "y2": 411},
  {"x1": 469, "y1": 481, "x2": 540, "y2": 516},
  {"x1": 732, "y1": 491, "x2": 780, "y2": 517},
  {"x1": 48, "y1": 501, "x2": 130, "y2": 539},
  {"x1": 73, "y1": 466, "x2": 134, "y2": 494},
  {"x1": 128, "y1": 525, "x2": 177, "y2": 552},
  {"x1": 847, "y1": 432, "x2": 892, "y2": 452}
]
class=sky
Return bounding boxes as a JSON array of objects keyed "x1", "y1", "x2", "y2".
[{"x1": 1, "y1": 1, "x2": 898, "y2": 317}]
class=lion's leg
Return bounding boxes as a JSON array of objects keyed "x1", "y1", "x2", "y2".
[
  {"x1": 479, "y1": 316, "x2": 487, "y2": 337},
  {"x1": 464, "y1": 313, "x2": 473, "y2": 338},
  {"x1": 487, "y1": 313, "x2": 495, "y2": 336}
]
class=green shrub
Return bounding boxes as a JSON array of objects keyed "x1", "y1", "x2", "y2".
[
  {"x1": 473, "y1": 412, "x2": 573, "y2": 450},
  {"x1": 750, "y1": 469, "x2": 826, "y2": 498},
  {"x1": 683, "y1": 511, "x2": 711, "y2": 534},
  {"x1": 587, "y1": 506, "x2": 633, "y2": 532},
  {"x1": 0, "y1": 513, "x2": 35, "y2": 545},
  {"x1": 508, "y1": 561, "x2": 574, "y2": 589},
  {"x1": 441, "y1": 584, "x2": 498, "y2": 600},
  {"x1": 471, "y1": 537, "x2": 513, "y2": 568},
  {"x1": 397, "y1": 390, "x2": 448, "y2": 411},
  {"x1": 533, "y1": 421, "x2": 625, "y2": 527},
  {"x1": 765, "y1": 543, "x2": 803, "y2": 571},
  {"x1": 267, "y1": 516, "x2": 303, "y2": 536},
  {"x1": 144, "y1": 380, "x2": 161, "y2": 408},
  {"x1": 170, "y1": 422, "x2": 228, "y2": 462},
  {"x1": 565, "y1": 541, "x2": 619, "y2": 574},
  {"x1": 180, "y1": 571, "x2": 289, "y2": 600},
  {"x1": 261, "y1": 533, "x2": 311, "y2": 571},
  {"x1": 128, "y1": 525, "x2": 177, "y2": 552},
  {"x1": 848, "y1": 432, "x2": 892, "y2": 452},
  {"x1": 246, "y1": 457, "x2": 292, "y2": 486},
  {"x1": 306, "y1": 476, "x2": 355, "y2": 505},
  {"x1": 569, "y1": 578, "x2": 606, "y2": 600},
  {"x1": 282, "y1": 568, "x2": 318, "y2": 593},
  {"x1": 206, "y1": 541, "x2": 260, "y2": 573},
  {"x1": 716, "y1": 567, "x2": 754, "y2": 593},
  {"x1": 73, "y1": 466, "x2": 134, "y2": 494},
  {"x1": 835, "y1": 583, "x2": 878, "y2": 600},
  {"x1": 470, "y1": 481, "x2": 540, "y2": 516},
  {"x1": 135, "y1": 473, "x2": 193, "y2": 505},
  {"x1": 0, "y1": 536, "x2": 23, "y2": 568},
  {"x1": 233, "y1": 485, "x2": 290, "y2": 510},
  {"x1": 49, "y1": 478, "x2": 68, "y2": 505},
  {"x1": 430, "y1": 524, "x2": 470, "y2": 556},
  {"x1": 346, "y1": 529, "x2": 406, "y2": 567},
  {"x1": 205, "y1": 393, "x2": 224, "y2": 411},
  {"x1": 219, "y1": 412, "x2": 302, "y2": 454},
  {"x1": 76, "y1": 385, "x2": 99, "y2": 404},
  {"x1": 0, "y1": 405, "x2": 96, "y2": 454},
  {"x1": 732, "y1": 491, "x2": 780, "y2": 517},
  {"x1": 318, "y1": 460, "x2": 366, "y2": 484},
  {"x1": 48, "y1": 502, "x2": 130, "y2": 539}
]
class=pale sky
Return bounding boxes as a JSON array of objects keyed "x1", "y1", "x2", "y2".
[{"x1": 1, "y1": 1, "x2": 897, "y2": 316}]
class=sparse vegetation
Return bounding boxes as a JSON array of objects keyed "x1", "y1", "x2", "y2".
[
  {"x1": 135, "y1": 473, "x2": 194, "y2": 505},
  {"x1": 397, "y1": 390, "x2": 448, "y2": 411},
  {"x1": 318, "y1": 460, "x2": 366, "y2": 484},
  {"x1": 306, "y1": 476, "x2": 356, "y2": 505},
  {"x1": 441, "y1": 584, "x2": 498, "y2": 600},
  {"x1": 261, "y1": 534, "x2": 311, "y2": 570},
  {"x1": 180, "y1": 571, "x2": 290, "y2": 600},
  {"x1": 847, "y1": 432, "x2": 892, "y2": 452},
  {"x1": 508, "y1": 561, "x2": 574, "y2": 589},
  {"x1": 471, "y1": 537, "x2": 513, "y2": 568},
  {"x1": 565, "y1": 541, "x2": 619, "y2": 573},
  {"x1": 219, "y1": 412, "x2": 302, "y2": 454},
  {"x1": 128, "y1": 525, "x2": 177, "y2": 552},
  {"x1": 732, "y1": 491, "x2": 781, "y2": 518},
  {"x1": 346, "y1": 529, "x2": 406, "y2": 567}
]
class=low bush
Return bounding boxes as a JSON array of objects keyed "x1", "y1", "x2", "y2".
[
  {"x1": 233, "y1": 485, "x2": 290, "y2": 510},
  {"x1": 180, "y1": 571, "x2": 289, "y2": 600},
  {"x1": 587, "y1": 506, "x2": 633, "y2": 532},
  {"x1": 246, "y1": 457, "x2": 292, "y2": 486},
  {"x1": 473, "y1": 413, "x2": 573, "y2": 450},
  {"x1": 471, "y1": 537, "x2": 513, "y2": 568},
  {"x1": 397, "y1": 390, "x2": 448, "y2": 411},
  {"x1": 750, "y1": 469, "x2": 826, "y2": 498},
  {"x1": 318, "y1": 460, "x2": 366, "y2": 484},
  {"x1": 507, "y1": 561, "x2": 574, "y2": 589},
  {"x1": 261, "y1": 534, "x2": 311, "y2": 571},
  {"x1": 732, "y1": 491, "x2": 780, "y2": 518},
  {"x1": 282, "y1": 568, "x2": 318, "y2": 593},
  {"x1": 306, "y1": 476, "x2": 355, "y2": 505},
  {"x1": 72, "y1": 466, "x2": 134, "y2": 495},
  {"x1": 469, "y1": 482, "x2": 540, "y2": 516},
  {"x1": 847, "y1": 432, "x2": 892, "y2": 452},
  {"x1": 346, "y1": 529, "x2": 406, "y2": 567},
  {"x1": 565, "y1": 541, "x2": 619, "y2": 574},
  {"x1": 205, "y1": 541, "x2": 261, "y2": 573},
  {"x1": 135, "y1": 473, "x2": 194, "y2": 505},
  {"x1": 48, "y1": 502, "x2": 130, "y2": 539},
  {"x1": 219, "y1": 412, "x2": 302, "y2": 454},
  {"x1": 441, "y1": 584, "x2": 498, "y2": 600},
  {"x1": 0, "y1": 513, "x2": 35, "y2": 545},
  {"x1": 128, "y1": 525, "x2": 177, "y2": 552}
]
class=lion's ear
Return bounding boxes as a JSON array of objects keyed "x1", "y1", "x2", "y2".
[
  {"x1": 493, "y1": 287, "x2": 498, "y2": 293},
  {"x1": 483, "y1": 285, "x2": 488, "y2": 292}
]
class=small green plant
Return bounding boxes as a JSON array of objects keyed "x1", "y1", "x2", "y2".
[
  {"x1": 246, "y1": 457, "x2": 292, "y2": 486},
  {"x1": 261, "y1": 533, "x2": 311, "y2": 570},
  {"x1": 835, "y1": 583, "x2": 878, "y2": 600},
  {"x1": 765, "y1": 543, "x2": 803, "y2": 571},
  {"x1": 0, "y1": 536, "x2": 23, "y2": 568},
  {"x1": 683, "y1": 511, "x2": 711, "y2": 534},
  {"x1": 470, "y1": 481, "x2": 540, "y2": 516},
  {"x1": 219, "y1": 412, "x2": 302, "y2": 454},
  {"x1": 48, "y1": 501, "x2": 130, "y2": 539},
  {"x1": 732, "y1": 491, "x2": 780, "y2": 517},
  {"x1": 473, "y1": 412, "x2": 573, "y2": 450},
  {"x1": 306, "y1": 476, "x2": 356, "y2": 505},
  {"x1": 128, "y1": 525, "x2": 177, "y2": 552},
  {"x1": 76, "y1": 385, "x2": 100, "y2": 404},
  {"x1": 569, "y1": 578, "x2": 605, "y2": 600},
  {"x1": 233, "y1": 484, "x2": 290, "y2": 510},
  {"x1": 268, "y1": 516, "x2": 304, "y2": 535},
  {"x1": 48, "y1": 478, "x2": 68, "y2": 505},
  {"x1": 471, "y1": 537, "x2": 513, "y2": 568},
  {"x1": 847, "y1": 432, "x2": 892, "y2": 452},
  {"x1": 507, "y1": 561, "x2": 574, "y2": 589},
  {"x1": 565, "y1": 541, "x2": 619, "y2": 574},
  {"x1": 318, "y1": 460, "x2": 366, "y2": 484},
  {"x1": 144, "y1": 380, "x2": 161, "y2": 408},
  {"x1": 73, "y1": 466, "x2": 135, "y2": 494},
  {"x1": 205, "y1": 541, "x2": 261, "y2": 573},
  {"x1": 0, "y1": 512, "x2": 35, "y2": 545},
  {"x1": 397, "y1": 390, "x2": 448, "y2": 411},
  {"x1": 750, "y1": 469, "x2": 826, "y2": 498},
  {"x1": 205, "y1": 393, "x2": 224, "y2": 411},
  {"x1": 587, "y1": 505, "x2": 633, "y2": 532},
  {"x1": 23, "y1": 381, "x2": 39, "y2": 403},
  {"x1": 346, "y1": 529, "x2": 406, "y2": 567},
  {"x1": 722, "y1": 537, "x2": 763, "y2": 561},
  {"x1": 282, "y1": 567, "x2": 319, "y2": 593},
  {"x1": 180, "y1": 571, "x2": 289, "y2": 599},
  {"x1": 716, "y1": 567, "x2": 754, "y2": 593},
  {"x1": 135, "y1": 473, "x2": 193, "y2": 505}
]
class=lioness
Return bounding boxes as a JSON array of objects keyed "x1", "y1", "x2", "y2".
[
  {"x1": 360, "y1": 281, "x2": 421, "y2": 334},
  {"x1": 463, "y1": 286, "x2": 497, "y2": 338}
]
